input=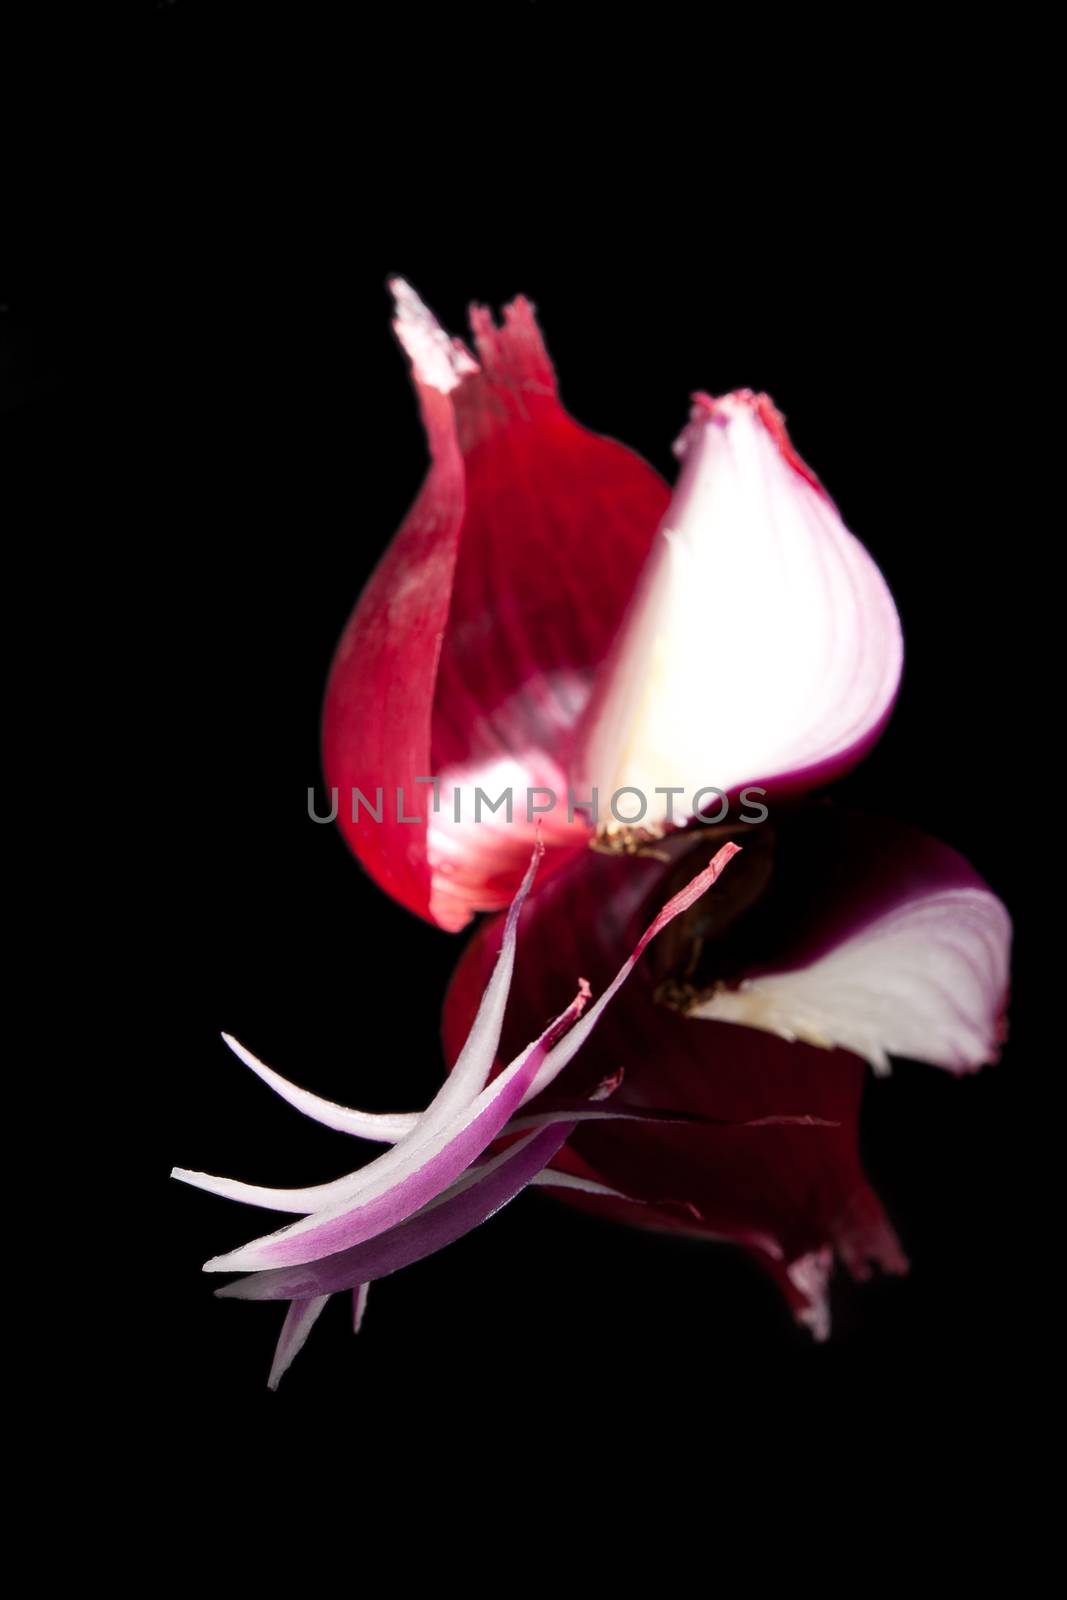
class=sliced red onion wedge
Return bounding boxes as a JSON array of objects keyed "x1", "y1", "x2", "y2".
[
  {"x1": 203, "y1": 843, "x2": 740, "y2": 1274},
  {"x1": 202, "y1": 981, "x2": 590, "y2": 1272},
  {"x1": 575, "y1": 391, "x2": 903, "y2": 828}
]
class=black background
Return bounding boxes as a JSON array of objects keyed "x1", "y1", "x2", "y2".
[{"x1": 6, "y1": 2, "x2": 1039, "y2": 1511}]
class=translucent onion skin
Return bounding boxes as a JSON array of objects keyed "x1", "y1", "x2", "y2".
[{"x1": 442, "y1": 809, "x2": 1010, "y2": 1338}]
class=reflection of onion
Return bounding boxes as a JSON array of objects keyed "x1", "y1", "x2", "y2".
[{"x1": 443, "y1": 806, "x2": 1010, "y2": 1339}]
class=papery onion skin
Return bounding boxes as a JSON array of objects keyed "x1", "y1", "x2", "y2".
[{"x1": 322, "y1": 282, "x2": 670, "y2": 930}]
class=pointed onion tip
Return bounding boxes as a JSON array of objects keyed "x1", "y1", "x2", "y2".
[
  {"x1": 681, "y1": 390, "x2": 829, "y2": 500},
  {"x1": 199, "y1": 846, "x2": 737, "y2": 1277},
  {"x1": 388, "y1": 277, "x2": 478, "y2": 394},
  {"x1": 466, "y1": 295, "x2": 556, "y2": 394}
]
